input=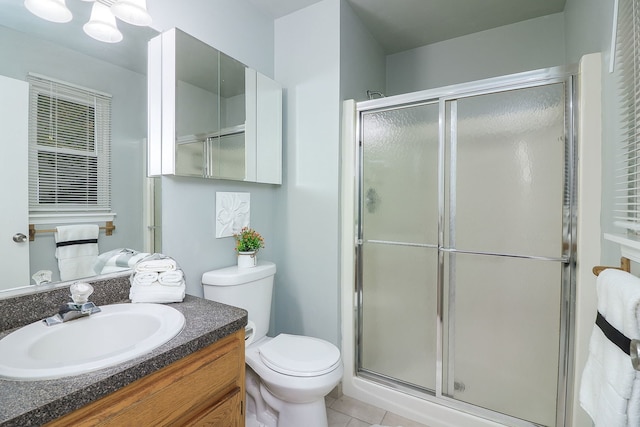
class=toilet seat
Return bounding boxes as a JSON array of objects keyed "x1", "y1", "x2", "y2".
[{"x1": 258, "y1": 334, "x2": 341, "y2": 377}]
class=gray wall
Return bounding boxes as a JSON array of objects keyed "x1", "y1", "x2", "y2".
[
  {"x1": 339, "y1": 0, "x2": 386, "y2": 102},
  {"x1": 0, "y1": 25, "x2": 147, "y2": 283},
  {"x1": 386, "y1": 13, "x2": 566, "y2": 95},
  {"x1": 147, "y1": 1, "x2": 280, "y2": 308},
  {"x1": 274, "y1": 0, "x2": 342, "y2": 346}
]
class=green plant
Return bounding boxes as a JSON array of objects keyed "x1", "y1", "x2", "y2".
[{"x1": 233, "y1": 227, "x2": 265, "y2": 253}]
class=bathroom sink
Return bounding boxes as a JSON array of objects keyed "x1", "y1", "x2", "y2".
[{"x1": 0, "y1": 303, "x2": 185, "y2": 380}]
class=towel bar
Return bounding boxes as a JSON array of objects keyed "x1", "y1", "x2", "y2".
[
  {"x1": 592, "y1": 257, "x2": 631, "y2": 276},
  {"x1": 28, "y1": 221, "x2": 116, "y2": 242}
]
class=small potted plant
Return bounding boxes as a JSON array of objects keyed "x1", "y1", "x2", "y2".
[{"x1": 233, "y1": 227, "x2": 264, "y2": 268}]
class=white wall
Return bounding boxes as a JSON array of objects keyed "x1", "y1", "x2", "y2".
[
  {"x1": 0, "y1": 25, "x2": 147, "y2": 283},
  {"x1": 273, "y1": 0, "x2": 342, "y2": 346},
  {"x1": 565, "y1": 0, "x2": 619, "y2": 267},
  {"x1": 386, "y1": 13, "x2": 566, "y2": 95},
  {"x1": 563, "y1": 1, "x2": 616, "y2": 426}
]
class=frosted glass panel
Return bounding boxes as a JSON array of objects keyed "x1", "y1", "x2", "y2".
[
  {"x1": 175, "y1": 140, "x2": 204, "y2": 176},
  {"x1": 357, "y1": 77, "x2": 572, "y2": 427},
  {"x1": 361, "y1": 103, "x2": 439, "y2": 244},
  {"x1": 450, "y1": 84, "x2": 565, "y2": 257},
  {"x1": 209, "y1": 133, "x2": 245, "y2": 180},
  {"x1": 445, "y1": 253, "x2": 561, "y2": 426},
  {"x1": 361, "y1": 243, "x2": 437, "y2": 390}
]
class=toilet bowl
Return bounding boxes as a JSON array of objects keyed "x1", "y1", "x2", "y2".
[
  {"x1": 202, "y1": 262, "x2": 343, "y2": 427},
  {"x1": 246, "y1": 335, "x2": 343, "y2": 427}
]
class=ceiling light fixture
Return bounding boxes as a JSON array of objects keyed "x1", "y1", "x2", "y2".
[
  {"x1": 24, "y1": 0, "x2": 152, "y2": 44},
  {"x1": 83, "y1": 2, "x2": 123, "y2": 43},
  {"x1": 24, "y1": 0, "x2": 72, "y2": 23},
  {"x1": 111, "y1": 0, "x2": 151, "y2": 26}
]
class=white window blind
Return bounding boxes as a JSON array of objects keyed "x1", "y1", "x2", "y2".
[
  {"x1": 27, "y1": 74, "x2": 112, "y2": 219},
  {"x1": 615, "y1": 0, "x2": 640, "y2": 232}
]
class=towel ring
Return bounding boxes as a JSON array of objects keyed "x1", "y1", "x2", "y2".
[{"x1": 632, "y1": 340, "x2": 640, "y2": 371}]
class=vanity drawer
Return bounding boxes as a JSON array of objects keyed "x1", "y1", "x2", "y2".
[{"x1": 46, "y1": 329, "x2": 245, "y2": 427}]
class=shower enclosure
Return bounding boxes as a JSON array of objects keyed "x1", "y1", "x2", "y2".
[{"x1": 353, "y1": 67, "x2": 575, "y2": 427}]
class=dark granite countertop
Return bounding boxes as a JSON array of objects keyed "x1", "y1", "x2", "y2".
[{"x1": 0, "y1": 274, "x2": 247, "y2": 426}]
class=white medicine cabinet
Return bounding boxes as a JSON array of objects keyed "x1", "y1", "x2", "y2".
[{"x1": 148, "y1": 28, "x2": 282, "y2": 184}]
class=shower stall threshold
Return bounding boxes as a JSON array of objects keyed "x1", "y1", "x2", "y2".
[{"x1": 345, "y1": 374, "x2": 542, "y2": 427}]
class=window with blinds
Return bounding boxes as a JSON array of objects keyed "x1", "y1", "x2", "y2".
[
  {"x1": 27, "y1": 74, "x2": 111, "y2": 219},
  {"x1": 615, "y1": 0, "x2": 640, "y2": 233}
]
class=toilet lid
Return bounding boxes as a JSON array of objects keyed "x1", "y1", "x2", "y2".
[{"x1": 259, "y1": 334, "x2": 341, "y2": 377}]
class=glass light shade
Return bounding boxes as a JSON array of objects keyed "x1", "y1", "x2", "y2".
[
  {"x1": 83, "y1": 2, "x2": 123, "y2": 43},
  {"x1": 24, "y1": 0, "x2": 72, "y2": 23},
  {"x1": 111, "y1": 0, "x2": 152, "y2": 26}
]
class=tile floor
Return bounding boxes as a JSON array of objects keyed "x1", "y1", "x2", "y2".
[{"x1": 326, "y1": 394, "x2": 431, "y2": 427}]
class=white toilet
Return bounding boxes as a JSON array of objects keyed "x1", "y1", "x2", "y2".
[{"x1": 202, "y1": 261, "x2": 343, "y2": 427}]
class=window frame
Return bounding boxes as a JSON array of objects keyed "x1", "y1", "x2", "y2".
[
  {"x1": 614, "y1": 0, "x2": 640, "y2": 233},
  {"x1": 27, "y1": 74, "x2": 113, "y2": 225}
]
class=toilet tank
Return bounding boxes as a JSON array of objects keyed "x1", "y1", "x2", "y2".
[{"x1": 202, "y1": 261, "x2": 276, "y2": 343}]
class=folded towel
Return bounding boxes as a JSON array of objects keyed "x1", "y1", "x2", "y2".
[
  {"x1": 580, "y1": 269, "x2": 640, "y2": 426},
  {"x1": 94, "y1": 248, "x2": 151, "y2": 275},
  {"x1": 135, "y1": 257, "x2": 177, "y2": 273},
  {"x1": 54, "y1": 224, "x2": 99, "y2": 281},
  {"x1": 129, "y1": 283, "x2": 185, "y2": 303},
  {"x1": 132, "y1": 272, "x2": 159, "y2": 287},
  {"x1": 158, "y1": 270, "x2": 184, "y2": 286}
]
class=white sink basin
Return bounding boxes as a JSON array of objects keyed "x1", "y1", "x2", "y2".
[{"x1": 0, "y1": 303, "x2": 185, "y2": 380}]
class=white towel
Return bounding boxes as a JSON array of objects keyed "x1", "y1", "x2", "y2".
[
  {"x1": 132, "y1": 272, "x2": 159, "y2": 287},
  {"x1": 54, "y1": 224, "x2": 99, "y2": 281},
  {"x1": 135, "y1": 257, "x2": 177, "y2": 273},
  {"x1": 129, "y1": 283, "x2": 185, "y2": 303},
  {"x1": 158, "y1": 270, "x2": 184, "y2": 286},
  {"x1": 94, "y1": 248, "x2": 151, "y2": 274},
  {"x1": 580, "y1": 269, "x2": 640, "y2": 426}
]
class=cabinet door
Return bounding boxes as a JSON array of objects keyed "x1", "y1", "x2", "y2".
[
  {"x1": 256, "y1": 71, "x2": 282, "y2": 184},
  {"x1": 45, "y1": 331, "x2": 245, "y2": 427},
  {"x1": 148, "y1": 28, "x2": 282, "y2": 184},
  {"x1": 188, "y1": 387, "x2": 244, "y2": 427},
  {"x1": 0, "y1": 75, "x2": 29, "y2": 287}
]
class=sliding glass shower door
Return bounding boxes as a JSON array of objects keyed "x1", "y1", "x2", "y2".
[
  {"x1": 359, "y1": 103, "x2": 440, "y2": 391},
  {"x1": 356, "y1": 74, "x2": 574, "y2": 427}
]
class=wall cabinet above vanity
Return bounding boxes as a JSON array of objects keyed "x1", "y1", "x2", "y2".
[{"x1": 148, "y1": 28, "x2": 282, "y2": 184}]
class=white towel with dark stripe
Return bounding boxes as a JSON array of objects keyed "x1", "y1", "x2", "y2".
[
  {"x1": 580, "y1": 269, "x2": 640, "y2": 426},
  {"x1": 54, "y1": 224, "x2": 99, "y2": 281}
]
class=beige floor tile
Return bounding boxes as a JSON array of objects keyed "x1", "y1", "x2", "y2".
[
  {"x1": 330, "y1": 395, "x2": 386, "y2": 425},
  {"x1": 328, "y1": 408, "x2": 352, "y2": 427},
  {"x1": 382, "y1": 411, "x2": 432, "y2": 427},
  {"x1": 326, "y1": 395, "x2": 337, "y2": 407},
  {"x1": 346, "y1": 418, "x2": 371, "y2": 427}
]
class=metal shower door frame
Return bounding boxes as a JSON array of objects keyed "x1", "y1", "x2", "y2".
[{"x1": 354, "y1": 65, "x2": 577, "y2": 427}]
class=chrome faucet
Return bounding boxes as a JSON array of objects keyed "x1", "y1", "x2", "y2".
[{"x1": 43, "y1": 283, "x2": 101, "y2": 326}]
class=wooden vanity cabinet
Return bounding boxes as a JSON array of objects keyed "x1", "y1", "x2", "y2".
[{"x1": 46, "y1": 329, "x2": 245, "y2": 427}]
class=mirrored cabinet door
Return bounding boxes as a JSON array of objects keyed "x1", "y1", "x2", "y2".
[{"x1": 148, "y1": 28, "x2": 282, "y2": 184}]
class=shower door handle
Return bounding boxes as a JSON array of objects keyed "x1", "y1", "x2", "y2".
[{"x1": 365, "y1": 188, "x2": 380, "y2": 213}]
